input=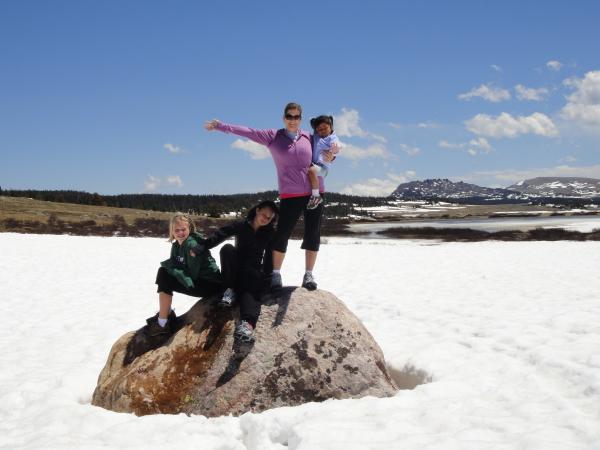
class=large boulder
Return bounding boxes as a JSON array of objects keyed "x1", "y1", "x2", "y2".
[{"x1": 92, "y1": 288, "x2": 398, "y2": 417}]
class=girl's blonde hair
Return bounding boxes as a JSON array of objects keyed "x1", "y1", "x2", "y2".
[{"x1": 167, "y1": 213, "x2": 196, "y2": 242}]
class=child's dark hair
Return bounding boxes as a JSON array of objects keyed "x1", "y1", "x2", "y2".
[
  {"x1": 246, "y1": 200, "x2": 279, "y2": 230},
  {"x1": 310, "y1": 115, "x2": 334, "y2": 131}
]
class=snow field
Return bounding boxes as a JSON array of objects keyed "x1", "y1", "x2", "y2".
[{"x1": 1, "y1": 233, "x2": 599, "y2": 449}]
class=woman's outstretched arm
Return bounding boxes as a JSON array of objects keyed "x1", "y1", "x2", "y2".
[{"x1": 205, "y1": 119, "x2": 276, "y2": 146}]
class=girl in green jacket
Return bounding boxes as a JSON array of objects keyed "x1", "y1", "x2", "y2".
[{"x1": 146, "y1": 213, "x2": 223, "y2": 336}]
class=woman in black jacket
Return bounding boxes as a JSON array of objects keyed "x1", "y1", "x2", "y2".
[{"x1": 192, "y1": 200, "x2": 278, "y2": 343}]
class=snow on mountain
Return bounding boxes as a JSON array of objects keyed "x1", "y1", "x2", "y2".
[
  {"x1": 392, "y1": 177, "x2": 600, "y2": 201},
  {"x1": 391, "y1": 179, "x2": 519, "y2": 201},
  {"x1": 506, "y1": 177, "x2": 600, "y2": 198}
]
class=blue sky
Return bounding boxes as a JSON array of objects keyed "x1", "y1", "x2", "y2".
[{"x1": 1, "y1": 1, "x2": 599, "y2": 196}]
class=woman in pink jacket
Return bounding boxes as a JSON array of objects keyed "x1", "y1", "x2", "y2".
[{"x1": 205, "y1": 102, "x2": 332, "y2": 292}]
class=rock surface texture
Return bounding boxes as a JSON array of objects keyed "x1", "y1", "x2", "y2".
[{"x1": 92, "y1": 288, "x2": 398, "y2": 417}]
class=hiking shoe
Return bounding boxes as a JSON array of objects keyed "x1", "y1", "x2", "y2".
[
  {"x1": 219, "y1": 288, "x2": 235, "y2": 308},
  {"x1": 306, "y1": 195, "x2": 323, "y2": 210},
  {"x1": 146, "y1": 321, "x2": 170, "y2": 337},
  {"x1": 302, "y1": 272, "x2": 317, "y2": 291},
  {"x1": 145, "y1": 310, "x2": 176, "y2": 336},
  {"x1": 235, "y1": 320, "x2": 255, "y2": 343},
  {"x1": 270, "y1": 272, "x2": 282, "y2": 293}
]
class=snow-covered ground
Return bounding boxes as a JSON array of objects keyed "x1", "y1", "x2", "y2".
[
  {"x1": 354, "y1": 201, "x2": 466, "y2": 216},
  {"x1": 349, "y1": 215, "x2": 600, "y2": 235},
  {"x1": 1, "y1": 233, "x2": 600, "y2": 449}
]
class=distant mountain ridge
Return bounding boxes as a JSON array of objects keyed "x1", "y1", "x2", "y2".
[
  {"x1": 391, "y1": 179, "x2": 518, "y2": 200},
  {"x1": 507, "y1": 177, "x2": 600, "y2": 197},
  {"x1": 392, "y1": 177, "x2": 600, "y2": 202}
]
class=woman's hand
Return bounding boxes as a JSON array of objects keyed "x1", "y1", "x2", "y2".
[{"x1": 204, "y1": 119, "x2": 220, "y2": 131}]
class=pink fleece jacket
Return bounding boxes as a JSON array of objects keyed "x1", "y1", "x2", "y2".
[{"x1": 215, "y1": 122, "x2": 324, "y2": 197}]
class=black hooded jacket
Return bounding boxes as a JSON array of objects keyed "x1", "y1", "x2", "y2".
[{"x1": 194, "y1": 219, "x2": 274, "y2": 274}]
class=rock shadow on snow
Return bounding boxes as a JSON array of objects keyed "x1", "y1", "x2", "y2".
[{"x1": 387, "y1": 364, "x2": 432, "y2": 390}]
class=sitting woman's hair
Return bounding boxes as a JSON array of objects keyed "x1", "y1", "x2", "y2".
[
  {"x1": 246, "y1": 200, "x2": 279, "y2": 229},
  {"x1": 167, "y1": 213, "x2": 196, "y2": 242},
  {"x1": 310, "y1": 115, "x2": 334, "y2": 130}
]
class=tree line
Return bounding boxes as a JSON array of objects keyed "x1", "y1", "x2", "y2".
[{"x1": 0, "y1": 188, "x2": 390, "y2": 217}]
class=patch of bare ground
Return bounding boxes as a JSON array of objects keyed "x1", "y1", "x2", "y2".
[{"x1": 0, "y1": 196, "x2": 228, "y2": 237}]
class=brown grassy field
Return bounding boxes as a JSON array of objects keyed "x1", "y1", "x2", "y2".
[
  {"x1": 2, "y1": 195, "x2": 598, "y2": 239},
  {"x1": 0, "y1": 196, "x2": 229, "y2": 237},
  {"x1": 0, "y1": 196, "x2": 347, "y2": 237},
  {"x1": 0, "y1": 195, "x2": 176, "y2": 225}
]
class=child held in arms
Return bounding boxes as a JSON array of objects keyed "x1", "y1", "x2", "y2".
[{"x1": 306, "y1": 115, "x2": 340, "y2": 210}]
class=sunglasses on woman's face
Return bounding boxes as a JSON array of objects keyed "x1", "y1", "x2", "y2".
[{"x1": 285, "y1": 114, "x2": 301, "y2": 121}]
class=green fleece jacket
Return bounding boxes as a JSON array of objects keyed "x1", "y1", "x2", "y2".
[{"x1": 160, "y1": 232, "x2": 221, "y2": 288}]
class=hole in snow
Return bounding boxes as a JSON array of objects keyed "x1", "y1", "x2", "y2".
[{"x1": 388, "y1": 364, "x2": 432, "y2": 390}]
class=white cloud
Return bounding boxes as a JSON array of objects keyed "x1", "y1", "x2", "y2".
[
  {"x1": 335, "y1": 108, "x2": 367, "y2": 138},
  {"x1": 339, "y1": 142, "x2": 389, "y2": 160},
  {"x1": 371, "y1": 134, "x2": 388, "y2": 143},
  {"x1": 334, "y1": 108, "x2": 386, "y2": 142},
  {"x1": 491, "y1": 64, "x2": 502, "y2": 72},
  {"x1": 399, "y1": 143, "x2": 421, "y2": 156},
  {"x1": 144, "y1": 175, "x2": 161, "y2": 192},
  {"x1": 164, "y1": 143, "x2": 183, "y2": 154},
  {"x1": 144, "y1": 175, "x2": 183, "y2": 191},
  {"x1": 389, "y1": 122, "x2": 438, "y2": 129},
  {"x1": 470, "y1": 137, "x2": 492, "y2": 151},
  {"x1": 438, "y1": 138, "x2": 492, "y2": 156},
  {"x1": 231, "y1": 139, "x2": 270, "y2": 160},
  {"x1": 465, "y1": 112, "x2": 559, "y2": 138},
  {"x1": 515, "y1": 84, "x2": 549, "y2": 101},
  {"x1": 341, "y1": 172, "x2": 414, "y2": 197},
  {"x1": 458, "y1": 84, "x2": 511, "y2": 102},
  {"x1": 166, "y1": 175, "x2": 183, "y2": 187},
  {"x1": 460, "y1": 164, "x2": 600, "y2": 186},
  {"x1": 438, "y1": 140, "x2": 465, "y2": 149},
  {"x1": 467, "y1": 137, "x2": 493, "y2": 156},
  {"x1": 546, "y1": 60, "x2": 563, "y2": 71},
  {"x1": 561, "y1": 70, "x2": 600, "y2": 128}
]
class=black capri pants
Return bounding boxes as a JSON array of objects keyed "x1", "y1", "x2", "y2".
[
  {"x1": 155, "y1": 267, "x2": 223, "y2": 298},
  {"x1": 220, "y1": 244, "x2": 265, "y2": 327},
  {"x1": 272, "y1": 195, "x2": 324, "y2": 253}
]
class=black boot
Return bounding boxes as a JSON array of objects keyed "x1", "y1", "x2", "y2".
[{"x1": 145, "y1": 310, "x2": 176, "y2": 337}]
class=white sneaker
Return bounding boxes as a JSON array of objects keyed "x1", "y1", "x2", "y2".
[
  {"x1": 306, "y1": 195, "x2": 323, "y2": 210},
  {"x1": 302, "y1": 272, "x2": 317, "y2": 291},
  {"x1": 235, "y1": 320, "x2": 255, "y2": 343},
  {"x1": 219, "y1": 288, "x2": 235, "y2": 307}
]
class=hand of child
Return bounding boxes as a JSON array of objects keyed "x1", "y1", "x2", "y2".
[
  {"x1": 329, "y1": 142, "x2": 340, "y2": 154},
  {"x1": 204, "y1": 119, "x2": 220, "y2": 131},
  {"x1": 322, "y1": 150, "x2": 335, "y2": 162},
  {"x1": 173, "y1": 269, "x2": 195, "y2": 289},
  {"x1": 190, "y1": 242, "x2": 206, "y2": 257}
]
